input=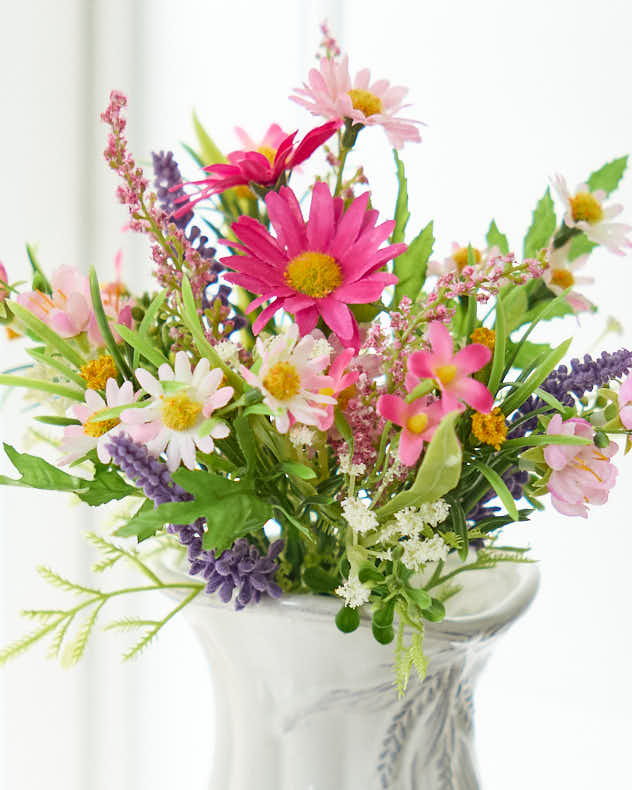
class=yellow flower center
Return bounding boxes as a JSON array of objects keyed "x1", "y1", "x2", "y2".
[
  {"x1": 569, "y1": 192, "x2": 603, "y2": 224},
  {"x1": 550, "y1": 268, "x2": 575, "y2": 289},
  {"x1": 257, "y1": 144, "x2": 277, "y2": 165},
  {"x1": 435, "y1": 364, "x2": 457, "y2": 385},
  {"x1": 284, "y1": 251, "x2": 342, "y2": 298},
  {"x1": 406, "y1": 413, "x2": 429, "y2": 434},
  {"x1": 470, "y1": 327, "x2": 496, "y2": 352},
  {"x1": 234, "y1": 185, "x2": 255, "y2": 200},
  {"x1": 319, "y1": 387, "x2": 335, "y2": 398},
  {"x1": 471, "y1": 407, "x2": 507, "y2": 451},
  {"x1": 262, "y1": 362, "x2": 301, "y2": 401},
  {"x1": 83, "y1": 410, "x2": 120, "y2": 438},
  {"x1": 161, "y1": 393, "x2": 203, "y2": 431},
  {"x1": 348, "y1": 88, "x2": 383, "y2": 117},
  {"x1": 452, "y1": 246, "x2": 482, "y2": 271},
  {"x1": 80, "y1": 355, "x2": 118, "y2": 391}
]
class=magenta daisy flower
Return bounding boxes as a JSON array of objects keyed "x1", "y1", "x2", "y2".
[
  {"x1": 220, "y1": 182, "x2": 404, "y2": 348},
  {"x1": 291, "y1": 55, "x2": 423, "y2": 150},
  {"x1": 173, "y1": 120, "x2": 340, "y2": 218}
]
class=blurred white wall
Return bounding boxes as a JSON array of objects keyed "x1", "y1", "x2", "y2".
[{"x1": 1, "y1": 1, "x2": 631, "y2": 788}]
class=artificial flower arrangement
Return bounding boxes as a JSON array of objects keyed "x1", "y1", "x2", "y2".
[{"x1": 1, "y1": 24, "x2": 631, "y2": 694}]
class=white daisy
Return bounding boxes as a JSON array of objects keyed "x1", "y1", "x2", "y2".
[
  {"x1": 121, "y1": 352, "x2": 234, "y2": 472},
  {"x1": 552, "y1": 174, "x2": 632, "y2": 255},
  {"x1": 58, "y1": 378, "x2": 137, "y2": 465},
  {"x1": 542, "y1": 243, "x2": 595, "y2": 314}
]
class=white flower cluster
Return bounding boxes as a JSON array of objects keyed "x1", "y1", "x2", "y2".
[
  {"x1": 338, "y1": 452, "x2": 366, "y2": 477},
  {"x1": 341, "y1": 496, "x2": 378, "y2": 534},
  {"x1": 401, "y1": 534, "x2": 449, "y2": 572},
  {"x1": 335, "y1": 574, "x2": 371, "y2": 608},
  {"x1": 214, "y1": 340, "x2": 240, "y2": 364},
  {"x1": 289, "y1": 424, "x2": 315, "y2": 448},
  {"x1": 417, "y1": 499, "x2": 451, "y2": 528}
]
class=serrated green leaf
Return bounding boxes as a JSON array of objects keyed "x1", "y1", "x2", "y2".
[
  {"x1": 587, "y1": 155, "x2": 628, "y2": 196},
  {"x1": 391, "y1": 150, "x2": 410, "y2": 244},
  {"x1": 203, "y1": 494, "x2": 273, "y2": 553},
  {"x1": 486, "y1": 219, "x2": 509, "y2": 255},
  {"x1": 392, "y1": 220, "x2": 434, "y2": 307},
  {"x1": 568, "y1": 233, "x2": 598, "y2": 261},
  {"x1": 0, "y1": 444, "x2": 87, "y2": 491},
  {"x1": 75, "y1": 469, "x2": 139, "y2": 507},
  {"x1": 523, "y1": 188, "x2": 556, "y2": 258},
  {"x1": 234, "y1": 414, "x2": 257, "y2": 474}
]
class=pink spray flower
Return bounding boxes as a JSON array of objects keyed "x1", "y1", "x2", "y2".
[
  {"x1": 317, "y1": 347, "x2": 360, "y2": 431},
  {"x1": 0, "y1": 261, "x2": 9, "y2": 302},
  {"x1": 406, "y1": 322, "x2": 493, "y2": 414},
  {"x1": 233, "y1": 123, "x2": 288, "y2": 160},
  {"x1": 173, "y1": 120, "x2": 340, "y2": 218},
  {"x1": 291, "y1": 54, "x2": 423, "y2": 150},
  {"x1": 618, "y1": 374, "x2": 632, "y2": 429},
  {"x1": 544, "y1": 414, "x2": 618, "y2": 518},
  {"x1": 220, "y1": 182, "x2": 403, "y2": 349},
  {"x1": 18, "y1": 265, "x2": 92, "y2": 338},
  {"x1": 376, "y1": 394, "x2": 446, "y2": 466}
]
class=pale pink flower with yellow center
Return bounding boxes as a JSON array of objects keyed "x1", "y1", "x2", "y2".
[
  {"x1": 552, "y1": 174, "x2": 632, "y2": 255},
  {"x1": 618, "y1": 374, "x2": 632, "y2": 429},
  {"x1": 221, "y1": 182, "x2": 403, "y2": 349},
  {"x1": 121, "y1": 352, "x2": 234, "y2": 472},
  {"x1": 542, "y1": 243, "x2": 595, "y2": 314},
  {"x1": 291, "y1": 54, "x2": 422, "y2": 149},
  {"x1": 0, "y1": 261, "x2": 9, "y2": 302},
  {"x1": 234, "y1": 123, "x2": 288, "y2": 162},
  {"x1": 376, "y1": 394, "x2": 446, "y2": 466},
  {"x1": 407, "y1": 322, "x2": 493, "y2": 414},
  {"x1": 241, "y1": 325, "x2": 335, "y2": 434},
  {"x1": 18, "y1": 265, "x2": 92, "y2": 339},
  {"x1": 544, "y1": 414, "x2": 618, "y2": 518},
  {"x1": 317, "y1": 347, "x2": 360, "y2": 431},
  {"x1": 428, "y1": 242, "x2": 500, "y2": 277},
  {"x1": 58, "y1": 379, "x2": 137, "y2": 466}
]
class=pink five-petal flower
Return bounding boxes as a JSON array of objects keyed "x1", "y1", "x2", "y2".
[
  {"x1": 220, "y1": 182, "x2": 403, "y2": 350},
  {"x1": 317, "y1": 347, "x2": 360, "y2": 431},
  {"x1": 18, "y1": 265, "x2": 92, "y2": 338},
  {"x1": 544, "y1": 414, "x2": 618, "y2": 518},
  {"x1": 173, "y1": 120, "x2": 340, "y2": 218},
  {"x1": 291, "y1": 54, "x2": 423, "y2": 150},
  {"x1": 618, "y1": 374, "x2": 632, "y2": 429},
  {"x1": 377, "y1": 394, "x2": 446, "y2": 466},
  {"x1": 406, "y1": 322, "x2": 493, "y2": 414}
]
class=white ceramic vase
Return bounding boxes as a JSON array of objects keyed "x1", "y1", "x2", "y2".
[{"x1": 161, "y1": 558, "x2": 539, "y2": 790}]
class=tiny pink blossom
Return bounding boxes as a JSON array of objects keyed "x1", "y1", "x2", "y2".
[
  {"x1": 376, "y1": 394, "x2": 446, "y2": 466},
  {"x1": 406, "y1": 322, "x2": 493, "y2": 414},
  {"x1": 318, "y1": 347, "x2": 360, "y2": 431},
  {"x1": 544, "y1": 414, "x2": 618, "y2": 518},
  {"x1": 618, "y1": 374, "x2": 632, "y2": 429}
]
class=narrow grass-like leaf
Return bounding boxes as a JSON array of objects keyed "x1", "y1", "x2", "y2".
[
  {"x1": 504, "y1": 289, "x2": 571, "y2": 374},
  {"x1": 7, "y1": 301, "x2": 85, "y2": 367},
  {"x1": 34, "y1": 416, "x2": 81, "y2": 426},
  {"x1": 0, "y1": 374, "x2": 84, "y2": 401},
  {"x1": 113, "y1": 323, "x2": 168, "y2": 369},
  {"x1": 133, "y1": 289, "x2": 167, "y2": 370},
  {"x1": 89, "y1": 268, "x2": 133, "y2": 379},
  {"x1": 487, "y1": 294, "x2": 506, "y2": 396},
  {"x1": 501, "y1": 337, "x2": 571, "y2": 415},
  {"x1": 192, "y1": 111, "x2": 227, "y2": 165},
  {"x1": 391, "y1": 150, "x2": 410, "y2": 244},
  {"x1": 502, "y1": 433, "x2": 592, "y2": 450},
  {"x1": 26, "y1": 348, "x2": 86, "y2": 388},
  {"x1": 471, "y1": 461, "x2": 519, "y2": 521}
]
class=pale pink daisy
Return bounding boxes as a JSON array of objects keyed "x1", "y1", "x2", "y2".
[
  {"x1": 406, "y1": 322, "x2": 493, "y2": 414},
  {"x1": 544, "y1": 414, "x2": 618, "y2": 517},
  {"x1": 18, "y1": 265, "x2": 92, "y2": 339},
  {"x1": 241, "y1": 325, "x2": 336, "y2": 434},
  {"x1": 58, "y1": 379, "x2": 137, "y2": 465},
  {"x1": 552, "y1": 174, "x2": 632, "y2": 255},
  {"x1": 376, "y1": 394, "x2": 447, "y2": 466},
  {"x1": 234, "y1": 123, "x2": 288, "y2": 161},
  {"x1": 291, "y1": 54, "x2": 422, "y2": 149},
  {"x1": 220, "y1": 182, "x2": 403, "y2": 349},
  {"x1": 121, "y1": 352, "x2": 234, "y2": 472},
  {"x1": 542, "y1": 243, "x2": 595, "y2": 314},
  {"x1": 317, "y1": 347, "x2": 360, "y2": 431},
  {"x1": 618, "y1": 374, "x2": 632, "y2": 429}
]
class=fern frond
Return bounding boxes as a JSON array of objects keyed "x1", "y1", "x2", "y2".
[
  {"x1": 0, "y1": 619, "x2": 62, "y2": 665},
  {"x1": 47, "y1": 614, "x2": 74, "y2": 659},
  {"x1": 122, "y1": 624, "x2": 162, "y2": 661},
  {"x1": 433, "y1": 582, "x2": 463, "y2": 603},
  {"x1": 64, "y1": 600, "x2": 106, "y2": 666},
  {"x1": 410, "y1": 629, "x2": 427, "y2": 681},
  {"x1": 37, "y1": 566, "x2": 101, "y2": 596},
  {"x1": 91, "y1": 555, "x2": 123, "y2": 573},
  {"x1": 104, "y1": 617, "x2": 160, "y2": 632},
  {"x1": 20, "y1": 609, "x2": 67, "y2": 621}
]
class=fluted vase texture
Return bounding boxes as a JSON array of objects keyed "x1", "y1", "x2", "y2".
[{"x1": 161, "y1": 559, "x2": 539, "y2": 790}]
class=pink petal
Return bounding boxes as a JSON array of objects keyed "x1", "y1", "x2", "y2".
[
  {"x1": 307, "y1": 181, "x2": 335, "y2": 250},
  {"x1": 454, "y1": 343, "x2": 492, "y2": 375},
  {"x1": 376, "y1": 394, "x2": 409, "y2": 427},
  {"x1": 294, "y1": 305, "x2": 319, "y2": 335},
  {"x1": 407, "y1": 351, "x2": 434, "y2": 380},
  {"x1": 399, "y1": 431, "x2": 425, "y2": 466},
  {"x1": 620, "y1": 404, "x2": 632, "y2": 430},
  {"x1": 452, "y1": 377, "x2": 493, "y2": 413},
  {"x1": 252, "y1": 299, "x2": 281, "y2": 334},
  {"x1": 318, "y1": 299, "x2": 354, "y2": 341},
  {"x1": 427, "y1": 322, "x2": 454, "y2": 364}
]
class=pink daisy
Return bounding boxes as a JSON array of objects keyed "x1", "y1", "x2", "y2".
[
  {"x1": 406, "y1": 322, "x2": 493, "y2": 414},
  {"x1": 173, "y1": 120, "x2": 340, "y2": 218},
  {"x1": 317, "y1": 347, "x2": 360, "y2": 431},
  {"x1": 220, "y1": 182, "x2": 404, "y2": 349},
  {"x1": 233, "y1": 123, "x2": 288, "y2": 162},
  {"x1": 291, "y1": 54, "x2": 423, "y2": 149},
  {"x1": 376, "y1": 394, "x2": 446, "y2": 466}
]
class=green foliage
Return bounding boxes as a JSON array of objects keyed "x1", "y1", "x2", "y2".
[
  {"x1": 26, "y1": 348, "x2": 87, "y2": 388},
  {"x1": 394, "y1": 603, "x2": 427, "y2": 696},
  {"x1": 486, "y1": 219, "x2": 510, "y2": 254},
  {"x1": 0, "y1": 373, "x2": 84, "y2": 402},
  {"x1": 372, "y1": 599, "x2": 396, "y2": 644},
  {"x1": 587, "y1": 155, "x2": 628, "y2": 196},
  {"x1": 75, "y1": 467, "x2": 140, "y2": 507},
  {"x1": 523, "y1": 188, "x2": 556, "y2": 258},
  {"x1": 89, "y1": 268, "x2": 133, "y2": 379},
  {"x1": 391, "y1": 151, "x2": 410, "y2": 244},
  {"x1": 114, "y1": 323, "x2": 168, "y2": 369},
  {"x1": 501, "y1": 336, "x2": 572, "y2": 415},
  {"x1": 568, "y1": 233, "x2": 598, "y2": 261},
  {"x1": 507, "y1": 339, "x2": 550, "y2": 370},
  {"x1": 133, "y1": 289, "x2": 167, "y2": 370},
  {"x1": 303, "y1": 566, "x2": 339, "y2": 593},
  {"x1": 281, "y1": 461, "x2": 317, "y2": 480},
  {"x1": 471, "y1": 462, "x2": 519, "y2": 521},
  {"x1": 0, "y1": 444, "x2": 86, "y2": 491},
  {"x1": 7, "y1": 300, "x2": 85, "y2": 368},
  {"x1": 392, "y1": 221, "x2": 434, "y2": 308},
  {"x1": 335, "y1": 606, "x2": 360, "y2": 633},
  {"x1": 192, "y1": 111, "x2": 226, "y2": 166},
  {"x1": 487, "y1": 294, "x2": 506, "y2": 395}
]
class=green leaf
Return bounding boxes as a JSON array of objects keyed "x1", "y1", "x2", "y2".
[
  {"x1": 507, "y1": 340, "x2": 551, "y2": 370},
  {"x1": 471, "y1": 461, "x2": 519, "y2": 521},
  {"x1": 372, "y1": 599, "x2": 395, "y2": 644},
  {"x1": 335, "y1": 606, "x2": 360, "y2": 633},
  {"x1": 334, "y1": 410, "x2": 354, "y2": 459},
  {"x1": 501, "y1": 337, "x2": 572, "y2": 415},
  {"x1": 26, "y1": 244, "x2": 52, "y2": 294},
  {"x1": 114, "y1": 499, "x2": 204, "y2": 541},
  {"x1": 0, "y1": 444, "x2": 87, "y2": 491},
  {"x1": 88, "y1": 268, "x2": 133, "y2": 380},
  {"x1": 486, "y1": 219, "x2": 510, "y2": 255},
  {"x1": 192, "y1": 111, "x2": 227, "y2": 166},
  {"x1": 203, "y1": 494, "x2": 273, "y2": 553},
  {"x1": 449, "y1": 498, "x2": 469, "y2": 561},
  {"x1": 587, "y1": 155, "x2": 628, "y2": 196},
  {"x1": 0, "y1": 374, "x2": 84, "y2": 401},
  {"x1": 377, "y1": 411, "x2": 463, "y2": 519},
  {"x1": 568, "y1": 233, "x2": 598, "y2": 262},
  {"x1": 7, "y1": 301, "x2": 85, "y2": 368},
  {"x1": 303, "y1": 567, "x2": 339, "y2": 594},
  {"x1": 133, "y1": 289, "x2": 167, "y2": 370},
  {"x1": 358, "y1": 563, "x2": 384, "y2": 584},
  {"x1": 234, "y1": 414, "x2": 258, "y2": 474},
  {"x1": 281, "y1": 461, "x2": 317, "y2": 480},
  {"x1": 34, "y1": 416, "x2": 81, "y2": 427},
  {"x1": 114, "y1": 323, "x2": 169, "y2": 369},
  {"x1": 391, "y1": 150, "x2": 410, "y2": 244},
  {"x1": 502, "y1": 285, "x2": 529, "y2": 333},
  {"x1": 75, "y1": 469, "x2": 139, "y2": 507},
  {"x1": 405, "y1": 586, "x2": 432, "y2": 610},
  {"x1": 421, "y1": 598, "x2": 446, "y2": 622},
  {"x1": 26, "y1": 349, "x2": 86, "y2": 389},
  {"x1": 502, "y1": 433, "x2": 592, "y2": 450},
  {"x1": 392, "y1": 220, "x2": 434, "y2": 307},
  {"x1": 523, "y1": 188, "x2": 556, "y2": 258},
  {"x1": 487, "y1": 294, "x2": 506, "y2": 396}
]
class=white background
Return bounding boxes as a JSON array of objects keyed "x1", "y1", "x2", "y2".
[{"x1": 1, "y1": 1, "x2": 632, "y2": 788}]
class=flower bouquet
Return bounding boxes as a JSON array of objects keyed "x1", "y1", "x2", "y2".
[{"x1": 1, "y1": 24, "x2": 631, "y2": 700}]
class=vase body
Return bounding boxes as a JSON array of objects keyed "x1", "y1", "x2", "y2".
[{"x1": 162, "y1": 559, "x2": 539, "y2": 790}]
